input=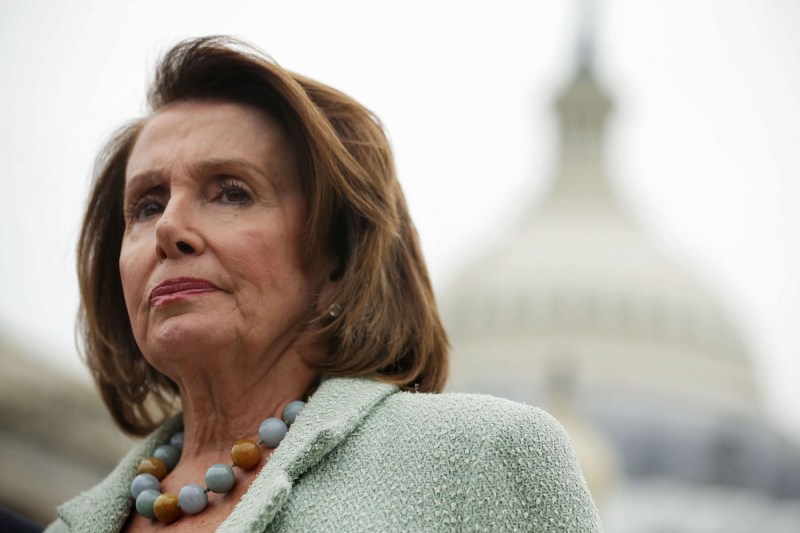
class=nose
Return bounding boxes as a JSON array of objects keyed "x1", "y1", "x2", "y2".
[{"x1": 154, "y1": 196, "x2": 206, "y2": 261}]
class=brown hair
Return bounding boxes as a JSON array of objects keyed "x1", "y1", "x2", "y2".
[{"x1": 78, "y1": 36, "x2": 448, "y2": 436}]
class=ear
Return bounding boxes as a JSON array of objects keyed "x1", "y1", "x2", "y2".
[{"x1": 313, "y1": 253, "x2": 341, "y2": 314}]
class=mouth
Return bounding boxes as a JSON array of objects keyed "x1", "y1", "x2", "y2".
[{"x1": 149, "y1": 277, "x2": 220, "y2": 307}]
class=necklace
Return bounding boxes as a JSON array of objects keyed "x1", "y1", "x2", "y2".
[{"x1": 129, "y1": 400, "x2": 306, "y2": 524}]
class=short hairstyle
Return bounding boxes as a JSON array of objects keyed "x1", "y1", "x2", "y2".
[{"x1": 78, "y1": 36, "x2": 448, "y2": 436}]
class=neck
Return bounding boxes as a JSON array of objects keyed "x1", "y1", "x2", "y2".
[{"x1": 167, "y1": 346, "x2": 318, "y2": 459}]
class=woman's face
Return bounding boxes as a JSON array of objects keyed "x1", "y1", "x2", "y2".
[{"x1": 119, "y1": 100, "x2": 329, "y2": 372}]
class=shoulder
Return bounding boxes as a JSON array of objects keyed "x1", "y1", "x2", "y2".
[
  {"x1": 375, "y1": 390, "x2": 573, "y2": 453},
  {"x1": 360, "y1": 390, "x2": 584, "y2": 481},
  {"x1": 366, "y1": 390, "x2": 603, "y2": 531}
]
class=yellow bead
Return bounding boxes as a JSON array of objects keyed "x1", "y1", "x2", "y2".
[
  {"x1": 153, "y1": 492, "x2": 182, "y2": 524},
  {"x1": 137, "y1": 457, "x2": 168, "y2": 480},
  {"x1": 231, "y1": 439, "x2": 261, "y2": 470}
]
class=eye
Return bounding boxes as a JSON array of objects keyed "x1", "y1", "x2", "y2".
[
  {"x1": 217, "y1": 179, "x2": 252, "y2": 204},
  {"x1": 126, "y1": 196, "x2": 165, "y2": 222}
]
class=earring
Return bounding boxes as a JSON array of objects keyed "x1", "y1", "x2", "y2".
[{"x1": 328, "y1": 304, "x2": 342, "y2": 318}]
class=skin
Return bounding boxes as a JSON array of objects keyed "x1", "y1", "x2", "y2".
[{"x1": 119, "y1": 100, "x2": 335, "y2": 531}]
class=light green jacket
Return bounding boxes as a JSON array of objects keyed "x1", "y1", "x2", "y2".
[{"x1": 46, "y1": 377, "x2": 602, "y2": 532}]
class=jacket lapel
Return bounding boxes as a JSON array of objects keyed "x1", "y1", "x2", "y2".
[{"x1": 218, "y1": 377, "x2": 397, "y2": 532}]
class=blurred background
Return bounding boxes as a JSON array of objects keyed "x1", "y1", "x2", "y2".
[{"x1": 1, "y1": 0, "x2": 799, "y2": 530}]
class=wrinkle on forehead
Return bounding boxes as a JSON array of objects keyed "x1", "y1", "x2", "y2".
[{"x1": 125, "y1": 100, "x2": 299, "y2": 195}]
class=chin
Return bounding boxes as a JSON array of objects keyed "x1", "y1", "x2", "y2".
[{"x1": 143, "y1": 313, "x2": 233, "y2": 359}]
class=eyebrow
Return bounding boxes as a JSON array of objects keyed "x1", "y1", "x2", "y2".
[
  {"x1": 124, "y1": 170, "x2": 163, "y2": 200},
  {"x1": 195, "y1": 157, "x2": 270, "y2": 181},
  {"x1": 125, "y1": 157, "x2": 271, "y2": 198}
]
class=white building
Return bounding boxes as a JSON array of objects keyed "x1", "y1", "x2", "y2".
[{"x1": 442, "y1": 38, "x2": 800, "y2": 533}]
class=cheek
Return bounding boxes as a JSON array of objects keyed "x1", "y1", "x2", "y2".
[
  {"x1": 227, "y1": 226, "x2": 306, "y2": 292},
  {"x1": 118, "y1": 239, "x2": 151, "y2": 320}
]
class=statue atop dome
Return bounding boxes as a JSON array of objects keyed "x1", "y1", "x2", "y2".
[
  {"x1": 576, "y1": 0, "x2": 601, "y2": 73},
  {"x1": 543, "y1": 0, "x2": 620, "y2": 217}
]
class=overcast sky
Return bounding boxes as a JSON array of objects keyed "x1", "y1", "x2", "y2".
[{"x1": 1, "y1": 0, "x2": 798, "y2": 436}]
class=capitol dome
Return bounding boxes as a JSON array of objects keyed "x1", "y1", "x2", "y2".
[
  {"x1": 445, "y1": 66, "x2": 757, "y2": 418},
  {"x1": 441, "y1": 51, "x2": 800, "y2": 518}
]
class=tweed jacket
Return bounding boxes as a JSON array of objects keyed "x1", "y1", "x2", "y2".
[{"x1": 46, "y1": 377, "x2": 602, "y2": 532}]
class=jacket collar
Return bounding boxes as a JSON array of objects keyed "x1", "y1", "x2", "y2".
[{"x1": 58, "y1": 377, "x2": 397, "y2": 532}]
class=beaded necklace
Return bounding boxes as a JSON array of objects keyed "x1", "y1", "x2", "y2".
[{"x1": 129, "y1": 400, "x2": 306, "y2": 524}]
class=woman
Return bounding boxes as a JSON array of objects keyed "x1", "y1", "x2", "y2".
[{"x1": 46, "y1": 37, "x2": 601, "y2": 532}]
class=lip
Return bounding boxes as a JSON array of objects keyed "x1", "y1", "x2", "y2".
[{"x1": 149, "y1": 277, "x2": 220, "y2": 307}]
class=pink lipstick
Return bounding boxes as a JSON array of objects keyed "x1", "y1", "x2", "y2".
[{"x1": 150, "y1": 277, "x2": 219, "y2": 307}]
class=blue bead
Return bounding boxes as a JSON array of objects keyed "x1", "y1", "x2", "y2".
[
  {"x1": 154, "y1": 444, "x2": 180, "y2": 470},
  {"x1": 258, "y1": 418, "x2": 288, "y2": 448},
  {"x1": 135, "y1": 488, "x2": 160, "y2": 519},
  {"x1": 282, "y1": 401, "x2": 306, "y2": 426},
  {"x1": 178, "y1": 483, "x2": 208, "y2": 514},
  {"x1": 169, "y1": 432, "x2": 184, "y2": 451},
  {"x1": 206, "y1": 463, "x2": 236, "y2": 494},
  {"x1": 130, "y1": 473, "x2": 160, "y2": 499}
]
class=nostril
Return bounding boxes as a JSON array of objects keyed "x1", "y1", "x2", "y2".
[{"x1": 176, "y1": 241, "x2": 195, "y2": 254}]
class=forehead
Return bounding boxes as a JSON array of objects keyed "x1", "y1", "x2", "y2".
[{"x1": 126, "y1": 100, "x2": 294, "y2": 182}]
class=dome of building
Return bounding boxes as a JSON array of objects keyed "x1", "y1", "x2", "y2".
[
  {"x1": 440, "y1": 54, "x2": 800, "y2": 509},
  {"x1": 444, "y1": 67, "x2": 757, "y2": 419}
]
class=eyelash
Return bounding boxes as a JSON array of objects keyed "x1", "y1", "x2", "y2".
[
  {"x1": 124, "y1": 178, "x2": 252, "y2": 223},
  {"x1": 216, "y1": 178, "x2": 252, "y2": 204},
  {"x1": 125, "y1": 194, "x2": 163, "y2": 222}
]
